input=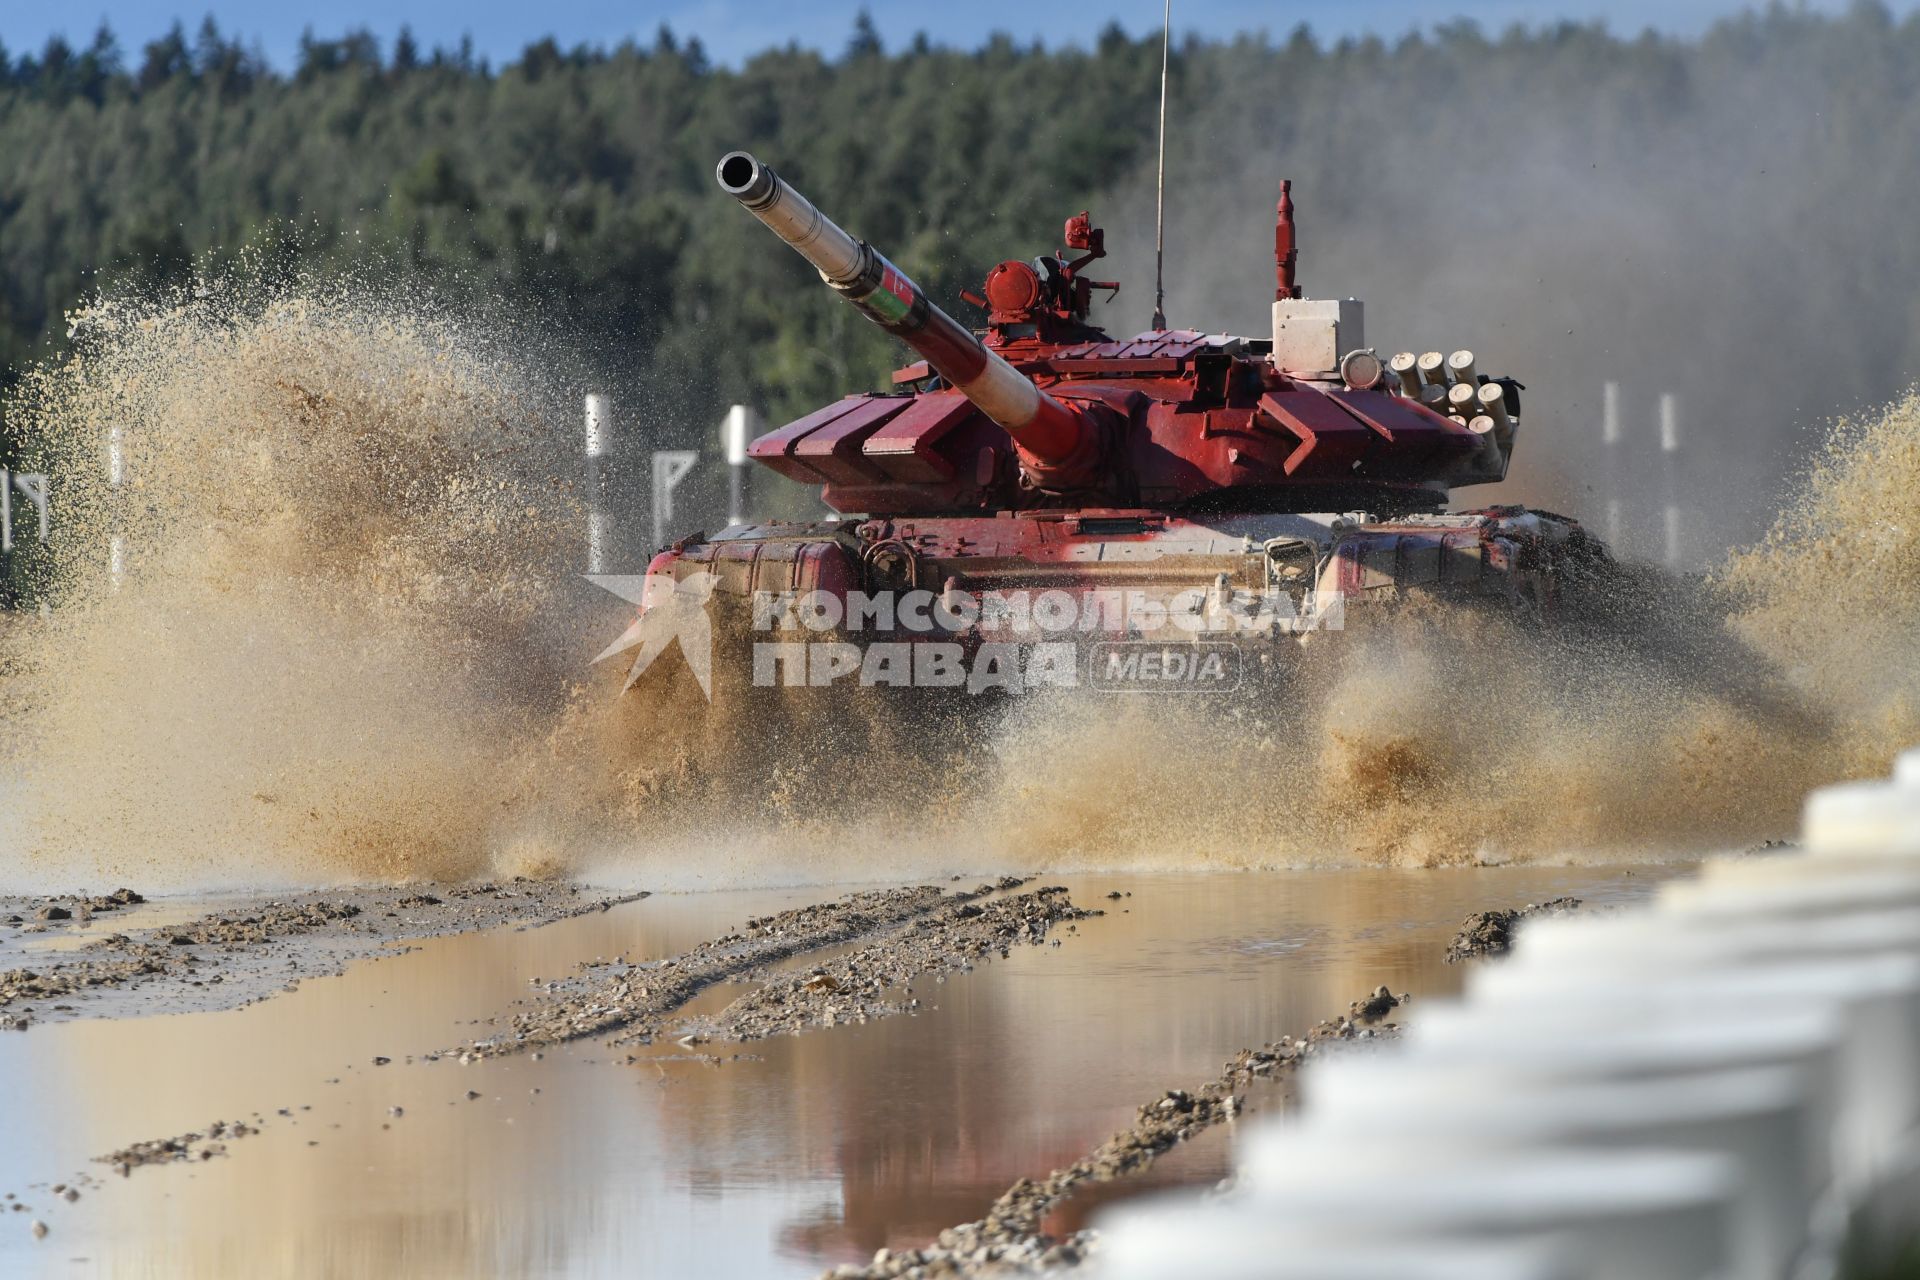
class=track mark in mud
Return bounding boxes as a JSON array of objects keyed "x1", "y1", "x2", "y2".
[
  {"x1": 455, "y1": 886, "x2": 955, "y2": 1056},
  {"x1": 693, "y1": 886, "x2": 1097, "y2": 1043},
  {"x1": 0, "y1": 880, "x2": 643, "y2": 1028},
  {"x1": 824, "y1": 988, "x2": 1407, "y2": 1280},
  {"x1": 457, "y1": 879, "x2": 1079, "y2": 1058},
  {"x1": 1443, "y1": 896, "x2": 1584, "y2": 963}
]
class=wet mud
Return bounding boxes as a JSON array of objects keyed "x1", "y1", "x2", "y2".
[
  {"x1": 1443, "y1": 895, "x2": 1585, "y2": 963},
  {"x1": 698, "y1": 885, "x2": 1097, "y2": 1044},
  {"x1": 454, "y1": 879, "x2": 1093, "y2": 1057},
  {"x1": 0, "y1": 880, "x2": 644, "y2": 1029},
  {"x1": 0, "y1": 867, "x2": 1664, "y2": 1274},
  {"x1": 99, "y1": 1119, "x2": 262, "y2": 1177}
]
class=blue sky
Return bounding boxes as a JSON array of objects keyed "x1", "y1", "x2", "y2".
[{"x1": 1, "y1": 0, "x2": 1893, "y2": 69}]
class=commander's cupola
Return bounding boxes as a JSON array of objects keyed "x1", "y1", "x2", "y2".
[{"x1": 969, "y1": 212, "x2": 1118, "y2": 348}]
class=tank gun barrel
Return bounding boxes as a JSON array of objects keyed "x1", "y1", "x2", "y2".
[{"x1": 716, "y1": 150, "x2": 1098, "y2": 472}]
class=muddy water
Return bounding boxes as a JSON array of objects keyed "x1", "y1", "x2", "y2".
[{"x1": 0, "y1": 867, "x2": 1669, "y2": 1278}]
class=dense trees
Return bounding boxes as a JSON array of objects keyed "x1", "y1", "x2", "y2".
[
  {"x1": 0, "y1": 17, "x2": 1164, "y2": 434},
  {"x1": 6, "y1": 6, "x2": 1920, "y2": 562}
]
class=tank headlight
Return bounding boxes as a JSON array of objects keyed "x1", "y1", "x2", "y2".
[{"x1": 1339, "y1": 349, "x2": 1385, "y2": 390}]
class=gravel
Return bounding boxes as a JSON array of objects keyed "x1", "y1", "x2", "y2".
[
  {"x1": 97, "y1": 1119, "x2": 262, "y2": 1177},
  {"x1": 1444, "y1": 897, "x2": 1584, "y2": 963}
]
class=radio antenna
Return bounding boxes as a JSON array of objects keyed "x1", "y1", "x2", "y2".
[{"x1": 1150, "y1": 0, "x2": 1171, "y2": 332}]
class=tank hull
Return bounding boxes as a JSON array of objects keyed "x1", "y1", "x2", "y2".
[{"x1": 628, "y1": 504, "x2": 1608, "y2": 701}]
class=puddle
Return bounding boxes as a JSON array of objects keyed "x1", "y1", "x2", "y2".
[{"x1": 0, "y1": 866, "x2": 1673, "y2": 1276}]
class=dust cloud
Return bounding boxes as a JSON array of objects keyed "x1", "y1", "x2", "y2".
[
  {"x1": 965, "y1": 604, "x2": 1825, "y2": 871},
  {"x1": 972, "y1": 379, "x2": 1920, "y2": 870},
  {"x1": 591, "y1": 380, "x2": 1920, "y2": 877},
  {"x1": 2, "y1": 262, "x2": 1916, "y2": 890},
  {"x1": 0, "y1": 276, "x2": 620, "y2": 888}
]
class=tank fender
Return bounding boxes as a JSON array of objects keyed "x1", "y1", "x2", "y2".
[
  {"x1": 636, "y1": 537, "x2": 861, "y2": 617},
  {"x1": 1317, "y1": 524, "x2": 1550, "y2": 606}
]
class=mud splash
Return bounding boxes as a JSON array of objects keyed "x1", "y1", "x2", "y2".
[
  {"x1": 967, "y1": 605, "x2": 1823, "y2": 870},
  {"x1": 950, "y1": 392, "x2": 1920, "y2": 870},
  {"x1": 0, "y1": 278, "x2": 604, "y2": 886},
  {"x1": 3, "y1": 272, "x2": 1916, "y2": 886},
  {"x1": 1722, "y1": 387, "x2": 1920, "y2": 764}
]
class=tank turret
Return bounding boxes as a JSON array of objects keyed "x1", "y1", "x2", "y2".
[
  {"x1": 716, "y1": 151, "x2": 1524, "y2": 518},
  {"x1": 717, "y1": 151, "x2": 1106, "y2": 486}
]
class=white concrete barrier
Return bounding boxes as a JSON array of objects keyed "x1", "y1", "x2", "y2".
[
  {"x1": 1289, "y1": 1066, "x2": 1814, "y2": 1278},
  {"x1": 1085, "y1": 753, "x2": 1920, "y2": 1280},
  {"x1": 1094, "y1": 1203, "x2": 1577, "y2": 1280},
  {"x1": 1231, "y1": 1146, "x2": 1738, "y2": 1280}
]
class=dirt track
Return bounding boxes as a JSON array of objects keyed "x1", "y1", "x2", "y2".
[
  {"x1": 0, "y1": 868, "x2": 1663, "y2": 1274},
  {"x1": 6, "y1": 876, "x2": 1107, "y2": 1243}
]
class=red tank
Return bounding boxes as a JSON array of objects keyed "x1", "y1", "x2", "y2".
[{"x1": 617, "y1": 152, "x2": 1609, "y2": 703}]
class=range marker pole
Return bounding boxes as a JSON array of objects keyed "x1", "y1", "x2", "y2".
[
  {"x1": 722, "y1": 405, "x2": 760, "y2": 527},
  {"x1": 1659, "y1": 392, "x2": 1682, "y2": 570},
  {"x1": 1601, "y1": 380, "x2": 1624, "y2": 554},
  {"x1": 584, "y1": 394, "x2": 612, "y2": 574}
]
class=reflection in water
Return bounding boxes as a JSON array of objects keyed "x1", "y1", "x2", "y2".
[{"x1": 0, "y1": 868, "x2": 1669, "y2": 1277}]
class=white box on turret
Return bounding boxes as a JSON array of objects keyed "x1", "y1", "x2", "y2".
[{"x1": 1271, "y1": 298, "x2": 1363, "y2": 376}]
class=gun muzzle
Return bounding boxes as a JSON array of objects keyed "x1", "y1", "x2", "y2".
[{"x1": 717, "y1": 150, "x2": 1099, "y2": 474}]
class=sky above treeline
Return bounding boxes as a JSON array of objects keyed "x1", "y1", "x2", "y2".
[{"x1": 2, "y1": 0, "x2": 1901, "y2": 69}]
